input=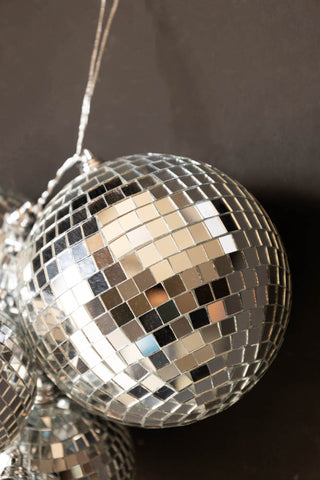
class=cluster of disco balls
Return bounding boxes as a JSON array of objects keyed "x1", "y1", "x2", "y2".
[
  {"x1": 0, "y1": 154, "x2": 291, "y2": 479},
  {"x1": 0, "y1": 187, "x2": 135, "y2": 480}
]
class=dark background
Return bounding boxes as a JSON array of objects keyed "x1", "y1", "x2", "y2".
[{"x1": 1, "y1": 1, "x2": 320, "y2": 479}]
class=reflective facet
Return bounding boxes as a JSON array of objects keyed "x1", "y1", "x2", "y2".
[
  {"x1": 19, "y1": 154, "x2": 291, "y2": 428},
  {"x1": 0, "y1": 313, "x2": 36, "y2": 452}
]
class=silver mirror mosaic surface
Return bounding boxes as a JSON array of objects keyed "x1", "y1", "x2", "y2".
[
  {"x1": 18, "y1": 396, "x2": 134, "y2": 480},
  {"x1": 19, "y1": 154, "x2": 291, "y2": 427},
  {"x1": 0, "y1": 312, "x2": 36, "y2": 452},
  {"x1": 0, "y1": 189, "x2": 28, "y2": 317}
]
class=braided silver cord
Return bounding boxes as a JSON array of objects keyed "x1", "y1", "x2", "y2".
[{"x1": 34, "y1": 154, "x2": 81, "y2": 215}]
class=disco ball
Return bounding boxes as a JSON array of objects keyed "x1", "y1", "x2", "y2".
[
  {"x1": 0, "y1": 457, "x2": 30, "y2": 480},
  {"x1": 19, "y1": 154, "x2": 291, "y2": 427},
  {"x1": 0, "y1": 188, "x2": 25, "y2": 226},
  {"x1": 0, "y1": 312, "x2": 36, "y2": 452},
  {"x1": 0, "y1": 448, "x2": 56, "y2": 480},
  {"x1": 0, "y1": 466, "x2": 30, "y2": 480},
  {"x1": 0, "y1": 188, "x2": 29, "y2": 317},
  {"x1": 18, "y1": 384, "x2": 135, "y2": 480}
]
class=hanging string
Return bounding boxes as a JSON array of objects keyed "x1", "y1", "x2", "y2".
[
  {"x1": 76, "y1": 0, "x2": 120, "y2": 156},
  {"x1": 28, "y1": 0, "x2": 120, "y2": 217}
]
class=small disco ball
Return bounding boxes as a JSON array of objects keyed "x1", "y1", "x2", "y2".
[
  {"x1": 19, "y1": 153, "x2": 291, "y2": 428},
  {"x1": 0, "y1": 188, "x2": 29, "y2": 317},
  {"x1": 0, "y1": 451, "x2": 30, "y2": 480},
  {"x1": 18, "y1": 390, "x2": 135, "y2": 480},
  {"x1": 0, "y1": 188, "x2": 25, "y2": 225},
  {"x1": 1, "y1": 467, "x2": 30, "y2": 480},
  {"x1": 0, "y1": 312, "x2": 36, "y2": 452},
  {"x1": 0, "y1": 449, "x2": 54, "y2": 480},
  {"x1": 0, "y1": 456, "x2": 30, "y2": 480}
]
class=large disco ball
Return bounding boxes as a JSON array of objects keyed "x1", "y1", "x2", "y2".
[
  {"x1": 0, "y1": 312, "x2": 36, "y2": 452},
  {"x1": 19, "y1": 154, "x2": 291, "y2": 428}
]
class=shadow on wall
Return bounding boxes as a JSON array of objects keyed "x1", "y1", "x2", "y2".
[
  {"x1": 145, "y1": 1, "x2": 214, "y2": 156},
  {"x1": 132, "y1": 192, "x2": 320, "y2": 480},
  {"x1": 256, "y1": 190, "x2": 320, "y2": 340}
]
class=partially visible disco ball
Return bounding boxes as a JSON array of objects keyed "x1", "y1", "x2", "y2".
[
  {"x1": 0, "y1": 188, "x2": 29, "y2": 316},
  {"x1": 0, "y1": 312, "x2": 36, "y2": 452},
  {"x1": 0, "y1": 449, "x2": 54, "y2": 480},
  {"x1": 0, "y1": 188, "x2": 25, "y2": 225},
  {"x1": 0, "y1": 456, "x2": 30, "y2": 480},
  {"x1": 1, "y1": 467, "x2": 30, "y2": 479},
  {"x1": 19, "y1": 389, "x2": 135, "y2": 479},
  {"x1": 19, "y1": 154, "x2": 291, "y2": 427}
]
